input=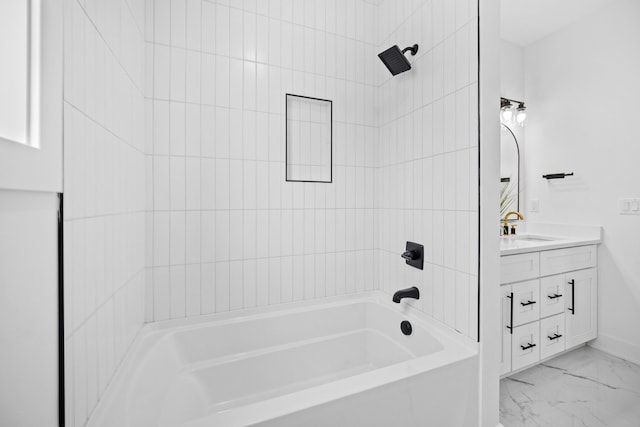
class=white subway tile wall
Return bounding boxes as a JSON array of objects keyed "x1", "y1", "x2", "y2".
[
  {"x1": 146, "y1": 0, "x2": 479, "y2": 338},
  {"x1": 63, "y1": 0, "x2": 146, "y2": 425},
  {"x1": 376, "y1": 0, "x2": 479, "y2": 339},
  {"x1": 145, "y1": 0, "x2": 380, "y2": 322}
]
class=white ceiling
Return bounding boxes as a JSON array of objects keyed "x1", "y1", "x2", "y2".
[{"x1": 500, "y1": 0, "x2": 617, "y2": 46}]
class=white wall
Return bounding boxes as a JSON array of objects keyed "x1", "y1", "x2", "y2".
[
  {"x1": 479, "y1": 0, "x2": 502, "y2": 425},
  {"x1": 0, "y1": 0, "x2": 64, "y2": 193},
  {"x1": 499, "y1": 40, "x2": 524, "y2": 101},
  {"x1": 523, "y1": 0, "x2": 640, "y2": 363},
  {"x1": 145, "y1": 0, "x2": 379, "y2": 321},
  {"x1": 62, "y1": 0, "x2": 147, "y2": 425},
  {"x1": 376, "y1": 0, "x2": 480, "y2": 340},
  {"x1": 0, "y1": 1, "x2": 63, "y2": 425},
  {"x1": 0, "y1": 190, "x2": 59, "y2": 427},
  {"x1": 0, "y1": 0, "x2": 29, "y2": 145}
]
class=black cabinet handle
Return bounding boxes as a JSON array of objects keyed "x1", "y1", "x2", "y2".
[
  {"x1": 520, "y1": 300, "x2": 537, "y2": 307},
  {"x1": 568, "y1": 279, "x2": 575, "y2": 315},
  {"x1": 548, "y1": 333, "x2": 563, "y2": 341},
  {"x1": 506, "y1": 292, "x2": 513, "y2": 335},
  {"x1": 521, "y1": 343, "x2": 537, "y2": 351},
  {"x1": 548, "y1": 293, "x2": 563, "y2": 300}
]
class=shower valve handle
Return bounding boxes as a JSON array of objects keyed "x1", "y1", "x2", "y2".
[{"x1": 401, "y1": 250, "x2": 418, "y2": 261}]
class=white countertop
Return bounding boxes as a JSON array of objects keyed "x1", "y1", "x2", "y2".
[{"x1": 500, "y1": 223, "x2": 602, "y2": 256}]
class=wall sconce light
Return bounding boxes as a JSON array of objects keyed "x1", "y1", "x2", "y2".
[
  {"x1": 501, "y1": 97, "x2": 526, "y2": 125},
  {"x1": 515, "y1": 102, "x2": 526, "y2": 124},
  {"x1": 500, "y1": 98, "x2": 513, "y2": 122}
]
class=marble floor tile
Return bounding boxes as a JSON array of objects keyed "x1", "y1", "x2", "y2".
[{"x1": 500, "y1": 346, "x2": 640, "y2": 427}]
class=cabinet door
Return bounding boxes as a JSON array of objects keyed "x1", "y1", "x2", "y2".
[
  {"x1": 500, "y1": 285, "x2": 512, "y2": 375},
  {"x1": 565, "y1": 268, "x2": 598, "y2": 348},
  {"x1": 512, "y1": 322, "x2": 540, "y2": 371},
  {"x1": 540, "y1": 274, "x2": 565, "y2": 318},
  {"x1": 512, "y1": 279, "x2": 540, "y2": 327}
]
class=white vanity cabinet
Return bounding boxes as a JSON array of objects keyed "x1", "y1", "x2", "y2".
[{"x1": 500, "y1": 244, "x2": 598, "y2": 376}]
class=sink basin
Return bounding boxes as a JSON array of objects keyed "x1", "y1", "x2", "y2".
[
  {"x1": 507, "y1": 235, "x2": 561, "y2": 242},
  {"x1": 516, "y1": 236, "x2": 555, "y2": 242},
  {"x1": 500, "y1": 227, "x2": 601, "y2": 255}
]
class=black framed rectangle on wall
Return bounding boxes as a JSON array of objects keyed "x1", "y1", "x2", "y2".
[{"x1": 285, "y1": 93, "x2": 333, "y2": 183}]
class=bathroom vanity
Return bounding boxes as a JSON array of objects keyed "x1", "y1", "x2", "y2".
[{"x1": 499, "y1": 224, "x2": 601, "y2": 376}]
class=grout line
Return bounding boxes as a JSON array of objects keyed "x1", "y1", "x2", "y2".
[
  {"x1": 80, "y1": 278, "x2": 147, "y2": 424},
  {"x1": 199, "y1": 0, "x2": 204, "y2": 318},
  {"x1": 66, "y1": 268, "x2": 146, "y2": 343},
  {"x1": 167, "y1": 2, "x2": 173, "y2": 321},
  {"x1": 452, "y1": 0, "x2": 459, "y2": 334},
  {"x1": 122, "y1": 0, "x2": 145, "y2": 38},
  {"x1": 148, "y1": 40, "x2": 380, "y2": 90},
  {"x1": 64, "y1": 101, "x2": 145, "y2": 157},
  {"x1": 148, "y1": 0, "x2": 156, "y2": 325},
  {"x1": 183, "y1": 0, "x2": 188, "y2": 320},
  {"x1": 146, "y1": 97, "x2": 379, "y2": 129},
  {"x1": 75, "y1": 0, "x2": 145, "y2": 98}
]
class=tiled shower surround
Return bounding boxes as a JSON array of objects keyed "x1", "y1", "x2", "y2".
[
  {"x1": 63, "y1": 0, "x2": 146, "y2": 425},
  {"x1": 377, "y1": 0, "x2": 479, "y2": 338},
  {"x1": 63, "y1": 0, "x2": 479, "y2": 423},
  {"x1": 146, "y1": 0, "x2": 478, "y2": 330}
]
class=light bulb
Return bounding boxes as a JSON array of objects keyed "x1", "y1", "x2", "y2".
[
  {"x1": 501, "y1": 108, "x2": 513, "y2": 122},
  {"x1": 516, "y1": 104, "x2": 527, "y2": 124}
]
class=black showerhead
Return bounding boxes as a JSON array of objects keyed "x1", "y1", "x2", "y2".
[{"x1": 378, "y1": 44, "x2": 419, "y2": 76}]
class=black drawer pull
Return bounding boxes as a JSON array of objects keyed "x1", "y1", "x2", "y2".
[
  {"x1": 521, "y1": 343, "x2": 537, "y2": 351},
  {"x1": 548, "y1": 333, "x2": 563, "y2": 341},
  {"x1": 547, "y1": 294, "x2": 563, "y2": 300},
  {"x1": 520, "y1": 300, "x2": 537, "y2": 307}
]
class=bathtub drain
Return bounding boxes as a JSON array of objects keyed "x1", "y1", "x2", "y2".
[{"x1": 400, "y1": 320, "x2": 412, "y2": 336}]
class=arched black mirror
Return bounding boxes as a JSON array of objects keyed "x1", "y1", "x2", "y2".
[{"x1": 500, "y1": 123, "x2": 520, "y2": 217}]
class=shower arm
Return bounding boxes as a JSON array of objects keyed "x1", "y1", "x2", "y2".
[{"x1": 401, "y1": 44, "x2": 419, "y2": 56}]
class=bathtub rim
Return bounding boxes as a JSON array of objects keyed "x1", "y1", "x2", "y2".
[
  {"x1": 141, "y1": 291, "x2": 477, "y2": 346},
  {"x1": 87, "y1": 291, "x2": 478, "y2": 426}
]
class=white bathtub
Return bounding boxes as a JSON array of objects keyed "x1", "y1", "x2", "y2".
[{"x1": 88, "y1": 292, "x2": 479, "y2": 427}]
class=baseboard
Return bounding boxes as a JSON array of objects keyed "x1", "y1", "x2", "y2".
[{"x1": 589, "y1": 334, "x2": 640, "y2": 366}]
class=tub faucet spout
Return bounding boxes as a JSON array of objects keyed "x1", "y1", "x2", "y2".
[{"x1": 393, "y1": 287, "x2": 420, "y2": 303}]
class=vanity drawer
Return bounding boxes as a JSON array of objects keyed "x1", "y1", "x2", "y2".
[
  {"x1": 540, "y1": 313, "x2": 566, "y2": 360},
  {"x1": 540, "y1": 275, "x2": 566, "y2": 318},
  {"x1": 540, "y1": 245, "x2": 597, "y2": 276},
  {"x1": 501, "y1": 252, "x2": 540, "y2": 284},
  {"x1": 512, "y1": 280, "x2": 540, "y2": 327},
  {"x1": 512, "y1": 322, "x2": 540, "y2": 371}
]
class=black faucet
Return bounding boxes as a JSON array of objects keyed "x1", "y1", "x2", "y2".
[{"x1": 393, "y1": 287, "x2": 420, "y2": 303}]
